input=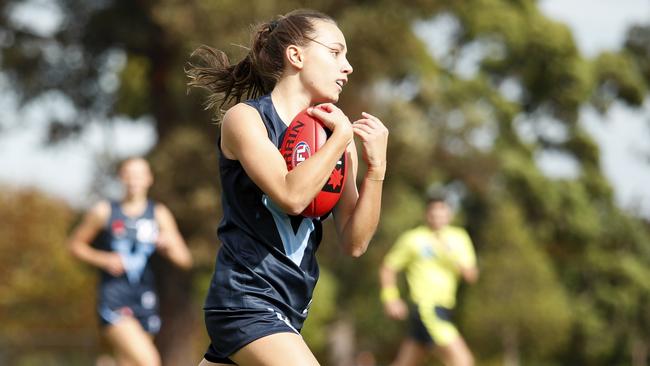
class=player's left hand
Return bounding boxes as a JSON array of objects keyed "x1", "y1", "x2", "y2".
[
  {"x1": 383, "y1": 298, "x2": 408, "y2": 321},
  {"x1": 352, "y1": 112, "x2": 388, "y2": 176}
]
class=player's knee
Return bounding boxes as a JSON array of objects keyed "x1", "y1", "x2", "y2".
[
  {"x1": 137, "y1": 357, "x2": 160, "y2": 366},
  {"x1": 133, "y1": 351, "x2": 161, "y2": 366},
  {"x1": 464, "y1": 353, "x2": 475, "y2": 366}
]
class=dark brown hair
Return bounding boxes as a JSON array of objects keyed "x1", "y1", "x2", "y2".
[
  {"x1": 426, "y1": 186, "x2": 448, "y2": 205},
  {"x1": 186, "y1": 9, "x2": 336, "y2": 119}
]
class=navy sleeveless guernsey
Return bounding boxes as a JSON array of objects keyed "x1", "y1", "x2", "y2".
[
  {"x1": 203, "y1": 94, "x2": 326, "y2": 362},
  {"x1": 95, "y1": 200, "x2": 161, "y2": 334}
]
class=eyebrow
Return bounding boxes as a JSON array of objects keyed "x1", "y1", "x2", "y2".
[
  {"x1": 308, "y1": 38, "x2": 346, "y2": 51},
  {"x1": 329, "y1": 42, "x2": 346, "y2": 50}
]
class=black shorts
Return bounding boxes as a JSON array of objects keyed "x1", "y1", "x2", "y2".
[{"x1": 203, "y1": 307, "x2": 300, "y2": 364}]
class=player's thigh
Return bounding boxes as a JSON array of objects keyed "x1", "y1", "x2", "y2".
[
  {"x1": 230, "y1": 332, "x2": 320, "y2": 366},
  {"x1": 198, "y1": 358, "x2": 232, "y2": 366},
  {"x1": 435, "y1": 336, "x2": 474, "y2": 366},
  {"x1": 104, "y1": 316, "x2": 161, "y2": 366},
  {"x1": 419, "y1": 306, "x2": 459, "y2": 347}
]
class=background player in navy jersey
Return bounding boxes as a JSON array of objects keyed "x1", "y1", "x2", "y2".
[
  {"x1": 186, "y1": 8, "x2": 388, "y2": 366},
  {"x1": 68, "y1": 157, "x2": 192, "y2": 366}
]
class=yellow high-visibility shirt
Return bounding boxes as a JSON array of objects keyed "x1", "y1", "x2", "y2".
[{"x1": 384, "y1": 225, "x2": 476, "y2": 308}]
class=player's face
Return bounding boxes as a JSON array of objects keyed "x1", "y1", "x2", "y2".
[
  {"x1": 119, "y1": 159, "x2": 153, "y2": 198},
  {"x1": 300, "y1": 20, "x2": 353, "y2": 103},
  {"x1": 426, "y1": 201, "x2": 451, "y2": 230}
]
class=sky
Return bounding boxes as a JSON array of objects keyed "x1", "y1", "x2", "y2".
[
  {"x1": 540, "y1": 0, "x2": 650, "y2": 58},
  {"x1": 0, "y1": 85, "x2": 156, "y2": 206},
  {"x1": 0, "y1": 0, "x2": 649, "y2": 215},
  {"x1": 539, "y1": 0, "x2": 650, "y2": 217}
]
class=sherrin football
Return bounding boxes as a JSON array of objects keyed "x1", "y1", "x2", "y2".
[{"x1": 279, "y1": 109, "x2": 347, "y2": 218}]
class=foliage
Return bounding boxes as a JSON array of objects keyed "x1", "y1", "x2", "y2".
[
  {"x1": 1, "y1": 0, "x2": 650, "y2": 364},
  {"x1": 301, "y1": 266, "x2": 339, "y2": 360},
  {"x1": 460, "y1": 196, "x2": 572, "y2": 361},
  {"x1": 0, "y1": 188, "x2": 98, "y2": 364}
]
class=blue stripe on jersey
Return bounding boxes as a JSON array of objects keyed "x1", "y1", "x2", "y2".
[
  {"x1": 262, "y1": 195, "x2": 315, "y2": 266},
  {"x1": 107, "y1": 201, "x2": 157, "y2": 284}
]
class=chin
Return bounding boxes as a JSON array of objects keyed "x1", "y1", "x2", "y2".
[
  {"x1": 326, "y1": 91, "x2": 340, "y2": 103},
  {"x1": 311, "y1": 87, "x2": 340, "y2": 103}
]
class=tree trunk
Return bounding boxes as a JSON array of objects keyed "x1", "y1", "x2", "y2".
[
  {"x1": 631, "y1": 338, "x2": 648, "y2": 366},
  {"x1": 502, "y1": 326, "x2": 520, "y2": 366},
  {"x1": 153, "y1": 258, "x2": 199, "y2": 365},
  {"x1": 328, "y1": 319, "x2": 356, "y2": 366}
]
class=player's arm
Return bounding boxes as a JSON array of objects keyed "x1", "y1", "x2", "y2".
[
  {"x1": 154, "y1": 203, "x2": 192, "y2": 270},
  {"x1": 67, "y1": 201, "x2": 124, "y2": 276},
  {"x1": 221, "y1": 103, "x2": 352, "y2": 215},
  {"x1": 379, "y1": 263, "x2": 408, "y2": 320},
  {"x1": 460, "y1": 266, "x2": 479, "y2": 284},
  {"x1": 455, "y1": 230, "x2": 479, "y2": 284},
  {"x1": 332, "y1": 112, "x2": 388, "y2": 257},
  {"x1": 378, "y1": 234, "x2": 413, "y2": 321}
]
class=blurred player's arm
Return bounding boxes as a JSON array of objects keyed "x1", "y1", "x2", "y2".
[
  {"x1": 456, "y1": 230, "x2": 479, "y2": 284},
  {"x1": 379, "y1": 263, "x2": 408, "y2": 320},
  {"x1": 67, "y1": 201, "x2": 124, "y2": 276},
  {"x1": 379, "y1": 233, "x2": 416, "y2": 320},
  {"x1": 439, "y1": 244, "x2": 478, "y2": 284},
  {"x1": 155, "y1": 203, "x2": 192, "y2": 270},
  {"x1": 460, "y1": 265, "x2": 479, "y2": 284}
]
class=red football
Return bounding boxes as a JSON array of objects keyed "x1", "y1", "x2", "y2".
[{"x1": 279, "y1": 109, "x2": 347, "y2": 218}]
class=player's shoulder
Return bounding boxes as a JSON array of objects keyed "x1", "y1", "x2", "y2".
[
  {"x1": 445, "y1": 225, "x2": 467, "y2": 232},
  {"x1": 153, "y1": 202, "x2": 175, "y2": 220},
  {"x1": 398, "y1": 226, "x2": 430, "y2": 242},
  {"x1": 153, "y1": 201, "x2": 169, "y2": 214},
  {"x1": 220, "y1": 102, "x2": 268, "y2": 157},
  {"x1": 444, "y1": 225, "x2": 471, "y2": 239},
  {"x1": 87, "y1": 200, "x2": 112, "y2": 224},
  {"x1": 411, "y1": 225, "x2": 432, "y2": 235},
  {"x1": 225, "y1": 101, "x2": 258, "y2": 115},
  {"x1": 222, "y1": 102, "x2": 262, "y2": 129}
]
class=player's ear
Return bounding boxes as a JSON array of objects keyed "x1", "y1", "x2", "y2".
[{"x1": 286, "y1": 44, "x2": 304, "y2": 70}]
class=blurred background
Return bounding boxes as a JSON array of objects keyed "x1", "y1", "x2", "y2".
[{"x1": 1, "y1": 0, "x2": 650, "y2": 365}]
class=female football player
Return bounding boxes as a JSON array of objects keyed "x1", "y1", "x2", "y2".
[
  {"x1": 187, "y1": 8, "x2": 388, "y2": 366},
  {"x1": 68, "y1": 157, "x2": 192, "y2": 366}
]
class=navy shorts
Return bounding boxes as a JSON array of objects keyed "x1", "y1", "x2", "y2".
[
  {"x1": 98, "y1": 303, "x2": 161, "y2": 334},
  {"x1": 97, "y1": 288, "x2": 161, "y2": 334},
  {"x1": 408, "y1": 304, "x2": 455, "y2": 346},
  {"x1": 203, "y1": 307, "x2": 301, "y2": 363}
]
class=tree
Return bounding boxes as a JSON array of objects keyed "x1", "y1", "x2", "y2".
[
  {"x1": 461, "y1": 195, "x2": 572, "y2": 365},
  {"x1": 0, "y1": 187, "x2": 96, "y2": 365},
  {"x1": 2, "y1": 0, "x2": 650, "y2": 364}
]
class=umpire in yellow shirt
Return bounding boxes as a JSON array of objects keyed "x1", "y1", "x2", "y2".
[{"x1": 379, "y1": 189, "x2": 478, "y2": 366}]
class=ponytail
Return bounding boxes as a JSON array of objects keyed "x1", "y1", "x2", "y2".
[
  {"x1": 186, "y1": 9, "x2": 335, "y2": 120},
  {"x1": 186, "y1": 46, "x2": 269, "y2": 119}
]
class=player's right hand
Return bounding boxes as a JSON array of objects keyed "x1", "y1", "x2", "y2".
[
  {"x1": 103, "y1": 253, "x2": 126, "y2": 276},
  {"x1": 308, "y1": 104, "x2": 353, "y2": 141},
  {"x1": 383, "y1": 299, "x2": 408, "y2": 320}
]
